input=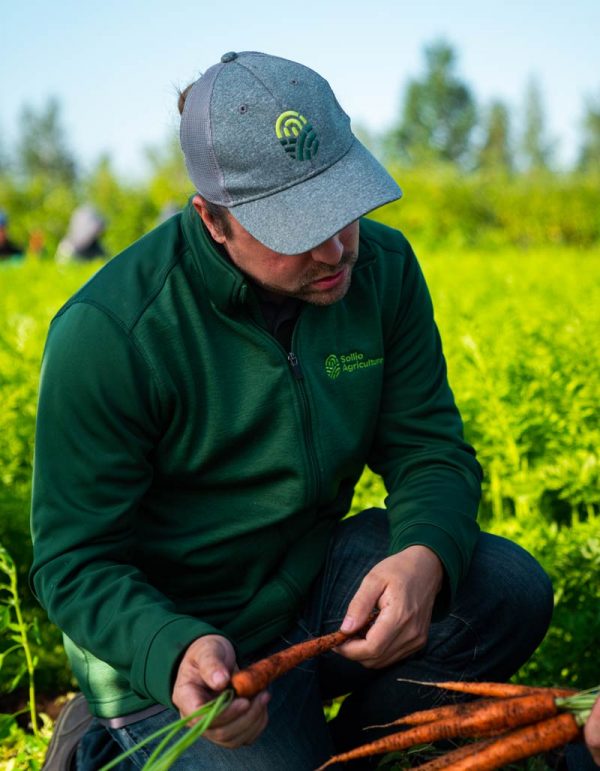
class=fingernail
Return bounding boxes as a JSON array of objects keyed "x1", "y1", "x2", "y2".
[
  {"x1": 211, "y1": 670, "x2": 228, "y2": 689},
  {"x1": 340, "y1": 616, "x2": 355, "y2": 633}
]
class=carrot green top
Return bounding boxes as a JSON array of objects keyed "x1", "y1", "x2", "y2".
[{"x1": 30, "y1": 203, "x2": 482, "y2": 718}]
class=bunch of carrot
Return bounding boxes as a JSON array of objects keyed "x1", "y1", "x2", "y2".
[
  {"x1": 100, "y1": 616, "x2": 377, "y2": 771},
  {"x1": 98, "y1": 615, "x2": 597, "y2": 771},
  {"x1": 314, "y1": 679, "x2": 599, "y2": 770}
]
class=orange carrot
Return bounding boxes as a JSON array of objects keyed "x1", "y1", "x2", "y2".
[
  {"x1": 409, "y1": 738, "x2": 497, "y2": 770},
  {"x1": 398, "y1": 678, "x2": 577, "y2": 699},
  {"x1": 231, "y1": 613, "x2": 376, "y2": 698},
  {"x1": 366, "y1": 698, "x2": 498, "y2": 729},
  {"x1": 436, "y1": 712, "x2": 582, "y2": 770},
  {"x1": 314, "y1": 691, "x2": 560, "y2": 770}
]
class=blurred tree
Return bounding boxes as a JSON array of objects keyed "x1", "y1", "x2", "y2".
[
  {"x1": 520, "y1": 78, "x2": 554, "y2": 172},
  {"x1": 476, "y1": 100, "x2": 513, "y2": 172},
  {"x1": 83, "y1": 154, "x2": 157, "y2": 255},
  {"x1": 577, "y1": 92, "x2": 600, "y2": 174},
  {"x1": 351, "y1": 122, "x2": 384, "y2": 161},
  {"x1": 0, "y1": 129, "x2": 9, "y2": 173},
  {"x1": 145, "y1": 132, "x2": 192, "y2": 211},
  {"x1": 16, "y1": 97, "x2": 78, "y2": 184},
  {"x1": 385, "y1": 40, "x2": 477, "y2": 166},
  {"x1": 84, "y1": 154, "x2": 122, "y2": 207}
]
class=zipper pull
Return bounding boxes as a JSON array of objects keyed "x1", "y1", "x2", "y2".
[{"x1": 287, "y1": 352, "x2": 304, "y2": 380}]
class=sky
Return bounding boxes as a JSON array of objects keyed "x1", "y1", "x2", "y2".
[{"x1": 3, "y1": 0, "x2": 600, "y2": 179}]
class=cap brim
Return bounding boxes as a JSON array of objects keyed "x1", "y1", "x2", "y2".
[{"x1": 228, "y1": 139, "x2": 402, "y2": 254}]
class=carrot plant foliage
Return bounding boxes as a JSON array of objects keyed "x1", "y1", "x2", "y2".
[{"x1": 0, "y1": 235, "x2": 598, "y2": 768}]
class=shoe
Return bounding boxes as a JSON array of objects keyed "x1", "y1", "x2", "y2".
[{"x1": 42, "y1": 692, "x2": 93, "y2": 771}]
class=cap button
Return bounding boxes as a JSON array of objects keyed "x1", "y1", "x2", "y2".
[{"x1": 220, "y1": 51, "x2": 238, "y2": 63}]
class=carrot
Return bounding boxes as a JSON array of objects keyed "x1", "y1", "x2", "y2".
[
  {"x1": 231, "y1": 613, "x2": 376, "y2": 699},
  {"x1": 397, "y1": 678, "x2": 577, "y2": 699},
  {"x1": 409, "y1": 738, "x2": 497, "y2": 770},
  {"x1": 314, "y1": 691, "x2": 561, "y2": 770},
  {"x1": 366, "y1": 698, "x2": 499, "y2": 729},
  {"x1": 436, "y1": 712, "x2": 582, "y2": 770}
]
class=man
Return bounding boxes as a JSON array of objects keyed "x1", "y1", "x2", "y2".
[{"x1": 31, "y1": 51, "x2": 553, "y2": 770}]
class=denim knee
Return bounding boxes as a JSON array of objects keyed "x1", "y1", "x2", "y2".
[
  {"x1": 485, "y1": 532, "x2": 554, "y2": 636},
  {"x1": 460, "y1": 532, "x2": 554, "y2": 678}
]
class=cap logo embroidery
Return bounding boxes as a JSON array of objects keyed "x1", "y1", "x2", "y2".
[{"x1": 275, "y1": 111, "x2": 319, "y2": 161}]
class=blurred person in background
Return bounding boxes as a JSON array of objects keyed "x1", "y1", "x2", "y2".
[{"x1": 55, "y1": 204, "x2": 106, "y2": 263}]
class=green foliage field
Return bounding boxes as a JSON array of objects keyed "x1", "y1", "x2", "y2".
[
  {"x1": 351, "y1": 237, "x2": 600, "y2": 690},
  {"x1": 0, "y1": 187, "x2": 599, "y2": 768},
  {"x1": 3, "y1": 41, "x2": 599, "y2": 765},
  {"x1": 2, "y1": 234, "x2": 598, "y2": 694}
]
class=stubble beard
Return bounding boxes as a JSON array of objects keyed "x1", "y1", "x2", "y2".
[{"x1": 256, "y1": 251, "x2": 358, "y2": 306}]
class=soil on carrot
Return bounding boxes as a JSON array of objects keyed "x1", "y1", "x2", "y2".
[{"x1": 380, "y1": 746, "x2": 569, "y2": 770}]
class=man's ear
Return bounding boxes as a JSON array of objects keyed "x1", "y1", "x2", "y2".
[{"x1": 191, "y1": 195, "x2": 227, "y2": 243}]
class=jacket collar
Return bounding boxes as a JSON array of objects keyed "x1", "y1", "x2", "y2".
[{"x1": 181, "y1": 199, "x2": 248, "y2": 312}]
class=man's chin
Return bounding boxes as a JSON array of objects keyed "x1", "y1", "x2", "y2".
[{"x1": 301, "y1": 274, "x2": 353, "y2": 306}]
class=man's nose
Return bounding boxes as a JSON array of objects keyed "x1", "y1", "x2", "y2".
[{"x1": 309, "y1": 234, "x2": 344, "y2": 266}]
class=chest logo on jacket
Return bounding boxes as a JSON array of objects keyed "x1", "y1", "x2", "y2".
[{"x1": 325, "y1": 351, "x2": 384, "y2": 379}]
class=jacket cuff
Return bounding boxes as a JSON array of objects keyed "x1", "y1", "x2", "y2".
[
  {"x1": 132, "y1": 616, "x2": 228, "y2": 708},
  {"x1": 388, "y1": 523, "x2": 472, "y2": 615}
]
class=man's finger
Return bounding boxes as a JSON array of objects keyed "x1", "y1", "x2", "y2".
[
  {"x1": 202, "y1": 659, "x2": 230, "y2": 691},
  {"x1": 340, "y1": 574, "x2": 383, "y2": 634},
  {"x1": 172, "y1": 635, "x2": 237, "y2": 717},
  {"x1": 191, "y1": 642, "x2": 232, "y2": 690},
  {"x1": 205, "y1": 691, "x2": 270, "y2": 748},
  {"x1": 337, "y1": 609, "x2": 396, "y2": 660}
]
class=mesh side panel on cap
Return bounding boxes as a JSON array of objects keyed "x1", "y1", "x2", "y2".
[{"x1": 180, "y1": 64, "x2": 232, "y2": 204}]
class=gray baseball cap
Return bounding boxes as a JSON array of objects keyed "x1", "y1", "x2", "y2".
[{"x1": 180, "y1": 51, "x2": 402, "y2": 254}]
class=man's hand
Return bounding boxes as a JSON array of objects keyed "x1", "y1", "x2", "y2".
[
  {"x1": 585, "y1": 695, "x2": 600, "y2": 766},
  {"x1": 335, "y1": 546, "x2": 444, "y2": 668},
  {"x1": 172, "y1": 634, "x2": 270, "y2": 749}
]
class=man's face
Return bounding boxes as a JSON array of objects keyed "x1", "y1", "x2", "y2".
[{"x1": 193, "y1": 197, "x2": 360, "y2": 306}]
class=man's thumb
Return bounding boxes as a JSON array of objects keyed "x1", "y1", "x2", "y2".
[{"x1": 209, "y1": 668, "x2": 229, "y2": 690}]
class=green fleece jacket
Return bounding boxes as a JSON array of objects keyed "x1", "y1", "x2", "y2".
[{"x1": 30, "y1": 202, "x2": 482, "y2": 718}]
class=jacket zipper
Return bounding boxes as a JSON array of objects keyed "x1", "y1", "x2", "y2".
[
  {"x1": 287, "y1": 352, "x2": 303, "y2": 379},
  {"x1": 286, "y1": 348, "x2": 320, "y2": 503},
  {"x1": 243, "y1": 310, "x2": 321, "y2": 505}
]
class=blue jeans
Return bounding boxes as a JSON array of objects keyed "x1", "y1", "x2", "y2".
[{"x1": 79, "y1": 509, "x2": 556, "y2": 770}]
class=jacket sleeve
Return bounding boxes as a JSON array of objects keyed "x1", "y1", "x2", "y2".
[
  {"x1": 367, "y1": 240, "x2": 482, "y2": 607},
  {"x1": 30, "y1": 302, "x2": 224, "y2": 709}
]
